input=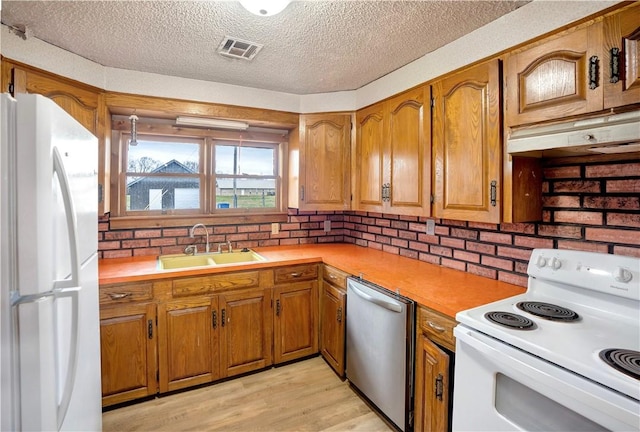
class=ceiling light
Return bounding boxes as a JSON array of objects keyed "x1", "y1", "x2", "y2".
[
  {"x1": 175, "y1": 117, "x2": 249, "y2": 130},
  {"x1": 239, "y1": 0, "x2": 291, "y2": 16}
]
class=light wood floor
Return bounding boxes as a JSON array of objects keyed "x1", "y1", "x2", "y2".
[{"x1": 102, "y1": 356, "x2": 394, "y2": 431}]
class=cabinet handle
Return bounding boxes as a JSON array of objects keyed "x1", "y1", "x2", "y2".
[
  {"x1": 148, "y1": 319, "x2": 153, "y2": 339},
  {"x1": 435, "y1": 373, "x2": 444, "y2": 401},
  {"x1": 490, "y1": 180, "x2": 497, "y2": 207},
  {"x1": 300, "y1": 185, "x2": 305, "y2": 201},
  {"x1": 108, "y1": 292, "x2": 130, "y2": 300},
  {"x1": 221, "y1": 309, "x2": 226, "y2": 327},
  {"x1": 276, "y1": 299, "x2": 281, "y2": 316},
  {"x1": 610, "y1": 47, "x2": 620, "y2": 84},
  {"x1": 427, "y1": 321, "x2": 446, "y2": 332},
  {"x1": 290, "y1": 272, "x2": 302, "y2": 278},
  {"x1": 589, "y1": 55, "x2": 599, "y2": 90},
  {"x1": 337, "y1": 306, "x2": 343, "y2": 323},
  {"x1": 328, "y1": 274, "x2": 337, "y2": 280},
  {"x1": 212, "y1": 310, "x2": 217, "y2": 329}
]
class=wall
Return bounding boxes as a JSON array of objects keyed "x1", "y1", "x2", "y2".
[{"x1": 99, "y1": 158, "x2": 640, "y2": 287}]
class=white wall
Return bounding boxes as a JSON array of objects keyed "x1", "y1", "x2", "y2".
[{"x1": 0, "y1": 0, "x2": 620, "y2": 113}]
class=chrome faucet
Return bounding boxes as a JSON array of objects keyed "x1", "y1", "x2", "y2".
[{"x1": 189, "y1": 223, "x2": 210, "y2": 253}]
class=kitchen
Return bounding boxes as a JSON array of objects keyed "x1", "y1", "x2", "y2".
[{"x1": 1, "y1": 1, "x2": 639, "y2": 431}]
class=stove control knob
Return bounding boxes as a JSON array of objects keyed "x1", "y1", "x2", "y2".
[
  {"x1": 614, "y1": 267, "x2": 633, "y2": 283},
  {"x1": 550, "y1": 257, "x2": 562, "y2": 270},
  {"x1": 536, "y1": 256, "x2": 547, "y2": 268}
]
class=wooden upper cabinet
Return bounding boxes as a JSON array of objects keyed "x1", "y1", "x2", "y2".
[
  {"x1": 433, "y1": 59, "x2": 502, "y2": 223},
  {"x1": 355, "y1": 103, "x2": 385, "y2": 211},
  {"x1": 2, "y1": 61, "x2": 110, "y2": 214},
  {"x1": 354, "y1": 86, "x2": 431, "y2": 216},
  {"x1": 295, "y1": 113, "x2": 351, "y2": 211},
  {"x1": 604, "y1": 2, "x2": 640, "y2": 108},
  {"x1": 505, "y1": 23, "x2": 604, "y2": 126}
]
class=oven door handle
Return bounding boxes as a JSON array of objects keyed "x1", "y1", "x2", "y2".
[{"x1": 455, "y1": 325, "x2": 639, "y2": 430}]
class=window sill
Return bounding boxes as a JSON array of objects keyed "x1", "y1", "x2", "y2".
[{"x1": 108, "y1": 212, "x2": 289, "y2": 230}]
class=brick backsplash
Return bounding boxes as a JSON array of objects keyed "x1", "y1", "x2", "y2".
[
  {"x1": 98, "y1": 209, "x2": 345, "y2": 259},
  {"x1": 99, "y1": 159, "x2": 640, "y2": 288}
]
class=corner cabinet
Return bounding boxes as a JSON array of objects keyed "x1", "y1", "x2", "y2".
[
  {"x1": 355, "y1": 86, "x2": 431, "y2": 216},
  {"x1": 414, "y1": 307, "x2": 456, "y2": 432},
  {"x1": 432, "y1": 59, "x2": 502, "y2": 223},
  {"x1": 319, "y1": 265, "x2": 348, "y2": 377},
  {"x1": 291, "y1": 113, "x2": 351, "y2": 210}
]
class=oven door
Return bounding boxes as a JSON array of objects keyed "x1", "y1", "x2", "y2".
[{"x1": 452, "y1": 325, "x2": 639, "y2": 432}]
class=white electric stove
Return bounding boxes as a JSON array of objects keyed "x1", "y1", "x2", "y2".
[{"x1": 452, "y1": 249, "x2": 640, "y2": 431}]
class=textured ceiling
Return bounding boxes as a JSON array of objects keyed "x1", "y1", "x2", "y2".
[{"x1": 1, "y1": 1, "x2": 529, "y2": 95}]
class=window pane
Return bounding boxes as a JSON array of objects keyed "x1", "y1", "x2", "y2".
[
  {"x1": 127, "y1": 176, "x2": 200, "y2": 210},
  {"x1": 215, "y1": 144, "x2": 275, "y2": 175},
  {"x1": 216, "y1": 178, "x2": 276, "y2": 209},
  {"x1": 128, "y1": 140, "x2": 200, "y2": 173}
]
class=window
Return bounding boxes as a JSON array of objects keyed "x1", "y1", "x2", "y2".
[{"x1": 115, "y1": 125, "x2": 286, "y2": 224}]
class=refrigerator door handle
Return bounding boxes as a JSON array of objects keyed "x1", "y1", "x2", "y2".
[{"x1": 52, "y1": 146, "x2": 80, "y2": 290}]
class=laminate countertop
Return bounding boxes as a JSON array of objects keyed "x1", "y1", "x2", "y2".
[{"x1": 99, "y1": 243, "x2": 525, "y2": 318}]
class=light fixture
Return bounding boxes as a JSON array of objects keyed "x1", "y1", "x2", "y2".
[
  {"x1": 239, "y1": 0, "x2": 291, "y2": 16},
  {"x1": 129, "y1": 113, "x2": 138, "y2": 146},
  {"x1": 175, "y1": 116, "x2": 250, "y2": 130}
]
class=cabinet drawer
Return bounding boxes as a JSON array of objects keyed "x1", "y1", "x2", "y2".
[
  {"x1": 419, "y1": 307, "x2": 456, "y2": 351},
  {"x1": 322, "y1": 265, "x2": 348, "y2": 290},
  {"x1": 274, "y1": 264, "x2": 318, "y2": 284},
  {"x1": 100, "y1": 282, "x2": 153, "y2": 305},
  {"x1": 172, "y1": 271, "x2": 260, "y2": 297}
]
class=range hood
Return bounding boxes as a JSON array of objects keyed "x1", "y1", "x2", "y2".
[{"x1": 507, "y1": 110, "x2": 640, "y2": 157}]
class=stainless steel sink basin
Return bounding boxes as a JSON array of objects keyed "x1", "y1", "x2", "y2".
[{"x1": 158, "y1": 250, "x2": 267, "y2": 270}]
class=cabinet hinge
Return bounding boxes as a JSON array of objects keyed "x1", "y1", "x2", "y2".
[
  {"x1": 430, "y1": 97, "x2": 435, "y2": 108},
  {"x1": 430, "y1": 194, "x2": 434, "y2": 204},
  {"x1": 156, "y1": 370, "x2": 159, "y2": 382}
]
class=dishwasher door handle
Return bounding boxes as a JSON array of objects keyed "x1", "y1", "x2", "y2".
[{"x1": 350, "y1": 284, "x2": 403, "y2": 313}]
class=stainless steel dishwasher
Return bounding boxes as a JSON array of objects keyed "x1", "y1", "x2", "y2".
[{"x1": 346, "y1": 277, "x2": 415, "y2": 431}]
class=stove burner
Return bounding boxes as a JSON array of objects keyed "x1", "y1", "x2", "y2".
[
  {"x1": 516, "y1": 301, "x2": 580, "y2": 322},
  {"x1": 599, "y1": 349, "x2": 640, "y2": 380},
  {"x1": 484, "y1": 312, "x2": 536, "y2": 330}
]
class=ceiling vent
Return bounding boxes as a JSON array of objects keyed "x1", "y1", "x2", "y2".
[{"x1": 217, "y1": 36, "x2": 263, "y2": 60}]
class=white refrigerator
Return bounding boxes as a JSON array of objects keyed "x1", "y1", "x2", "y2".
[{"x1": 0, "y1": 93, "x2": 102, "y2": 431}]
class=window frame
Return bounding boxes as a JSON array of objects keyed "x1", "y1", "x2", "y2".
[{"x1": 110, "y1": 122, "x2": 289, "y2": 229}]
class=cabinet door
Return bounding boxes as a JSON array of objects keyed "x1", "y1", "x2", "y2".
[
  {"x1": 355, "y1": 102, "x2": 385, "y2": 212},
  {"x1": 219, "y1": 288, "x2": 273, "y2": 378},
  {"x1": 604, "y1": 3, "x2": 640, "y2": 108},
  {"x1": 414, "y1": 335, "x2": 450, "y2": 432},
  {"x1": 505, "y1": 24, "x2": 603, "y2": 126},
  {"x1": 274, "y1": 281, "x2": 319, "y2": 364},
  {"x1": 298, "y1": 113, "x2": 351, "y2": 210},
  {"x1": 100, "y1": 303, "x2": 157, "y2": 407},
  {"x1": 433, "y1": 59, "x2": 501, "y2": 223},
  {"x1": 158, "y1": 297, "x2": 219, "y2": 393},
  {"x1": 319, "y1": 281, "x2": 346, "y2": 377},
  {"x1": 386, "y1": 86, "x2": 432, "y2": 216}
]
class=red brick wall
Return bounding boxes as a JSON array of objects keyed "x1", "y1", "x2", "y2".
[
  {"x1": 98, "y1": 209, "x2": 345, "y2": 259},
  {"x1": 98, "y1": 159, "x2": 639, "y2": 288},
  {"x1": 343, "y1": 159, "x2": 640, "y2": 287}
]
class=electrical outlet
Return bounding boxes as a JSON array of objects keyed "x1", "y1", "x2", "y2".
[
  {"x1": 324, "y1": 220, "x2": 331, "y2": 232},
  {"x1": 426, "y1": 219, "x2": 435, "y2": 235},
  {"x1": 271, "y1": 222, "x2": 279, "y2": 234}
]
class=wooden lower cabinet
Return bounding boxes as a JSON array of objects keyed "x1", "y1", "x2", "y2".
[
  {"x1": 219, "y1": 288, "x2": 273, "y2": 378},
  {"x1": 274, "y1": 281, "x2": 319, "y2": 364},
  {"x1": 158, "y1": 297, "x2": 219, "y2": 393},
  {"x1": 414, "y1": 307, "x2": 456, "y2": 432},
  {"x1": 99, "y1": 303, "x2": 157, "y2": 407},
  {"x1": 319, "y1": 265, "x2": 348, "y2": 377}
]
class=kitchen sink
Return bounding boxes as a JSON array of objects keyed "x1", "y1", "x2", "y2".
[{"x1": 158, "y1": 250, "x2": 267, "y2": 270}]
